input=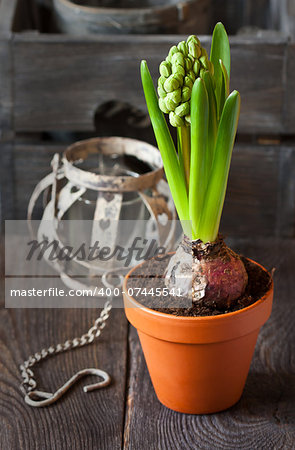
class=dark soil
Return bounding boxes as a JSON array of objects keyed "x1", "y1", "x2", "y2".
[{"x1": 127, "y1": 255, "x2": 272, "y2": 316}]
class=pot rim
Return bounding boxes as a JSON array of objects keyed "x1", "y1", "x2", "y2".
[
  {"x1": 123, "y1": 255, "x2": 274, "y2": 343},
  {"x1": 123, "y1": 256, "x2": 273, "y2": 322}
]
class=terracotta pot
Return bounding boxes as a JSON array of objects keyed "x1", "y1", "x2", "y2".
[{"x1": 123, "y1": 258, "x2": 273, "y2": 414}]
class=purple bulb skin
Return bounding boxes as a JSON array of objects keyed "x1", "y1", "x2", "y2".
[
  {"x1": 165, "y1": 235, "x2": 248, "y2": 310},
  {"x1": 192, "y1": 245, "x2": 248, "y2": 309}
]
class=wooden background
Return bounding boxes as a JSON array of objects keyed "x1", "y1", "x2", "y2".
[{"x1": 0, "y1": 1, "x2": 295, "y2": 449}]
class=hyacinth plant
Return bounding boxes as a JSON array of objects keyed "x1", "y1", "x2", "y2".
[{"x1": 141, "y1": 23, "x2": 248, "y2": 309}]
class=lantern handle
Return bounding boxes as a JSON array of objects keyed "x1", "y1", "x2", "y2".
[{"x1": 27, "y1": 153, "x2": 64, "y2": 237}]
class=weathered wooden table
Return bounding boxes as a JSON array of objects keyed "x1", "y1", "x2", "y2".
[{"x1": 0, "y1": 237, "x2": 294, "y2": 449}]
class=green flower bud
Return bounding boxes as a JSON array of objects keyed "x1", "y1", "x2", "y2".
[
  {"x1": 187, "y1": 35, "x2": 201, "y2": 46},
  {"x1": 172, "y1": 63, "x2": 185, "y2": 77},
  {"x1": 171, "y1": 52, "x2": 185, "y2": 67},
  {"x1": 193, "y1": 60, "x2": 200, "y2": 76},
  {"x1": 185, "y1": 57, "x2": 193, "y2": 71},
  {"x1": 169, "y1": 111, "x2": 184, "y2": 127},
  {"x1": 177, "y1": 40, "x2": 188, "y2": 56},
  {"x1": 183, "y1": 76, "x2": 193, "y2": 90},
  {"x1": 164, "y1": 89, "x2": 182, "y2": 110},
  {"x1": 171, "y1": 89, "x2": 181, "y2": 104},
  {"x1": 164, "y1": 98, "x2": 175, "y2": 111},
  {"x1": 182, "y1": 86, "x2": 191, "y2": 102},
  {"x1": 157, "y1": 36, "x2": 211, "y2": 127},
  {"x1": 187, "y1": 70, "x2": 196, "y2": 82},
  {"x1": 165, "y1": 94, "x2": 178, "y2": 111},
  {"x1": 158, "y1": 76, "x2": 166, "y2": 87},
  {"x1": 157, "y1": 85, "x2": 167, "y2": 98},
  {"x1": 175, "y1": 101, "x2": 190, "y2": 117},
  {"x1": 187, "y1": 54, "x2": 195, "y2": 63},
  {"x1": 188, "y1": 41, "x2": 201, "y2": 59},
  {"x1": 164, "y1": 75, "x2": 180, "y2": 93},
  {"x1": 200, "y1": 55, "x2": 210, "y2": 70},
  {"x1": 159, "y1": 97, "x2": 170, "y2": 114},
  {"x1": 166, "y1": 45, "x2": 178, "y2": 63},
  {"x1": 173, "y1": 72, "x2": 184, "y2": 85},
  {"x1": 159, "y1": 61, "x2": 171, "y2": 78}
]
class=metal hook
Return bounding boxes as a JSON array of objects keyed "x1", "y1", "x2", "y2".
[{"x1": 24, "y1": 368, "x2": 111, "y2": 407}]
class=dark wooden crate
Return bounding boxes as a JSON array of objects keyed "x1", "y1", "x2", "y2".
[
  {"x1": 0, "y1": 0, "x2": 295, "y2": 135},
  {"x1": 9, "y1": 140, "x2": 295, "y2": 239}
]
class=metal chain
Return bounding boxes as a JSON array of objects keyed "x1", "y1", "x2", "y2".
[{"x1": 20, "y1": 301, "x2": 112, "y2": 396}]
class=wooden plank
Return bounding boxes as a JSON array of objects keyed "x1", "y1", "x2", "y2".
[
  {"x1": 13, "y1": 142, "x2": 295, "y2": 238},
  {"x1": 0, "y1": 37, "x2": 13, "y2": 135},
  {"x1": 221, "y1": 144, "x2": 281, "y2": 238},
  {"x1": 211, "y1": 0, "x2": 272, "y2": 35},
  {"x1": 123, "y1": 238, "x2": 295, "y2": 449},
  {"x1": 0, "y1": 37, "x2": 14, "y2": 225},
  {"x1": 0, "y1": 232, "x2": 128, "y2": 449},
  {"x1": 285, "y1": 43, "x2": 295, "y2": 134},
  {"x1": 0, "y1": 302, "x2": 128, "y2": 449},
  {"x1": 223, "y1": 144, "x2": 295, "y2": 238},
  {"x1": 287, "y1": 0, "x2": 295, "y2": 40},
  {"x1": 270, "y1": 0, "x2": 295, "y2": 41},
  {"x1": 0, "y1": 0, "x2": 17, "y2": 33},
  {"x1": 276, "y1": 145, "x2": 295, "y2": 237},
  {"x1": 0, "y1": 141, "x2": 14, "y2": 225},
  {"x1": 11, "y1": 34, "x2": 287, "y2": 134},
  {"x1": 231, "y1": 40, "x2": 285, "y2": 134}
]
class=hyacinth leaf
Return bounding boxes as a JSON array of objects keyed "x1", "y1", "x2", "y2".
[
  {"x1": 177, "y1": 125, "x2": 190, "y2": 190},
  {"x1": 140, "y1": 60, "x2": 189, "y2": 223},
  {"x1": 177, "y1": 127, "x2": 185, "y2": 184},
  {"x1": 198, "y1": 90, "x2": 240, "y2": 243},
  {"x1": 210, "y1": 22, "x2": 230, "y2": 117},
  {"x1": 219, "y1": 71, "x2": 226, "y2": 118},
  {"x1": 189, "y1": 78, "x2": 209, "y2": 239},
  {"x1": 218, "y1": 59, "x2": 229, "y2": 117},
  {"x1": 220, "y1": 59, "x2": 229, "y2": 97},
  {"x1": 201, "y1": 70, "x2": 218, "y2": 174},
  {"x1": 177, "y1": 127, "x2": 185, "y2": 188}
]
